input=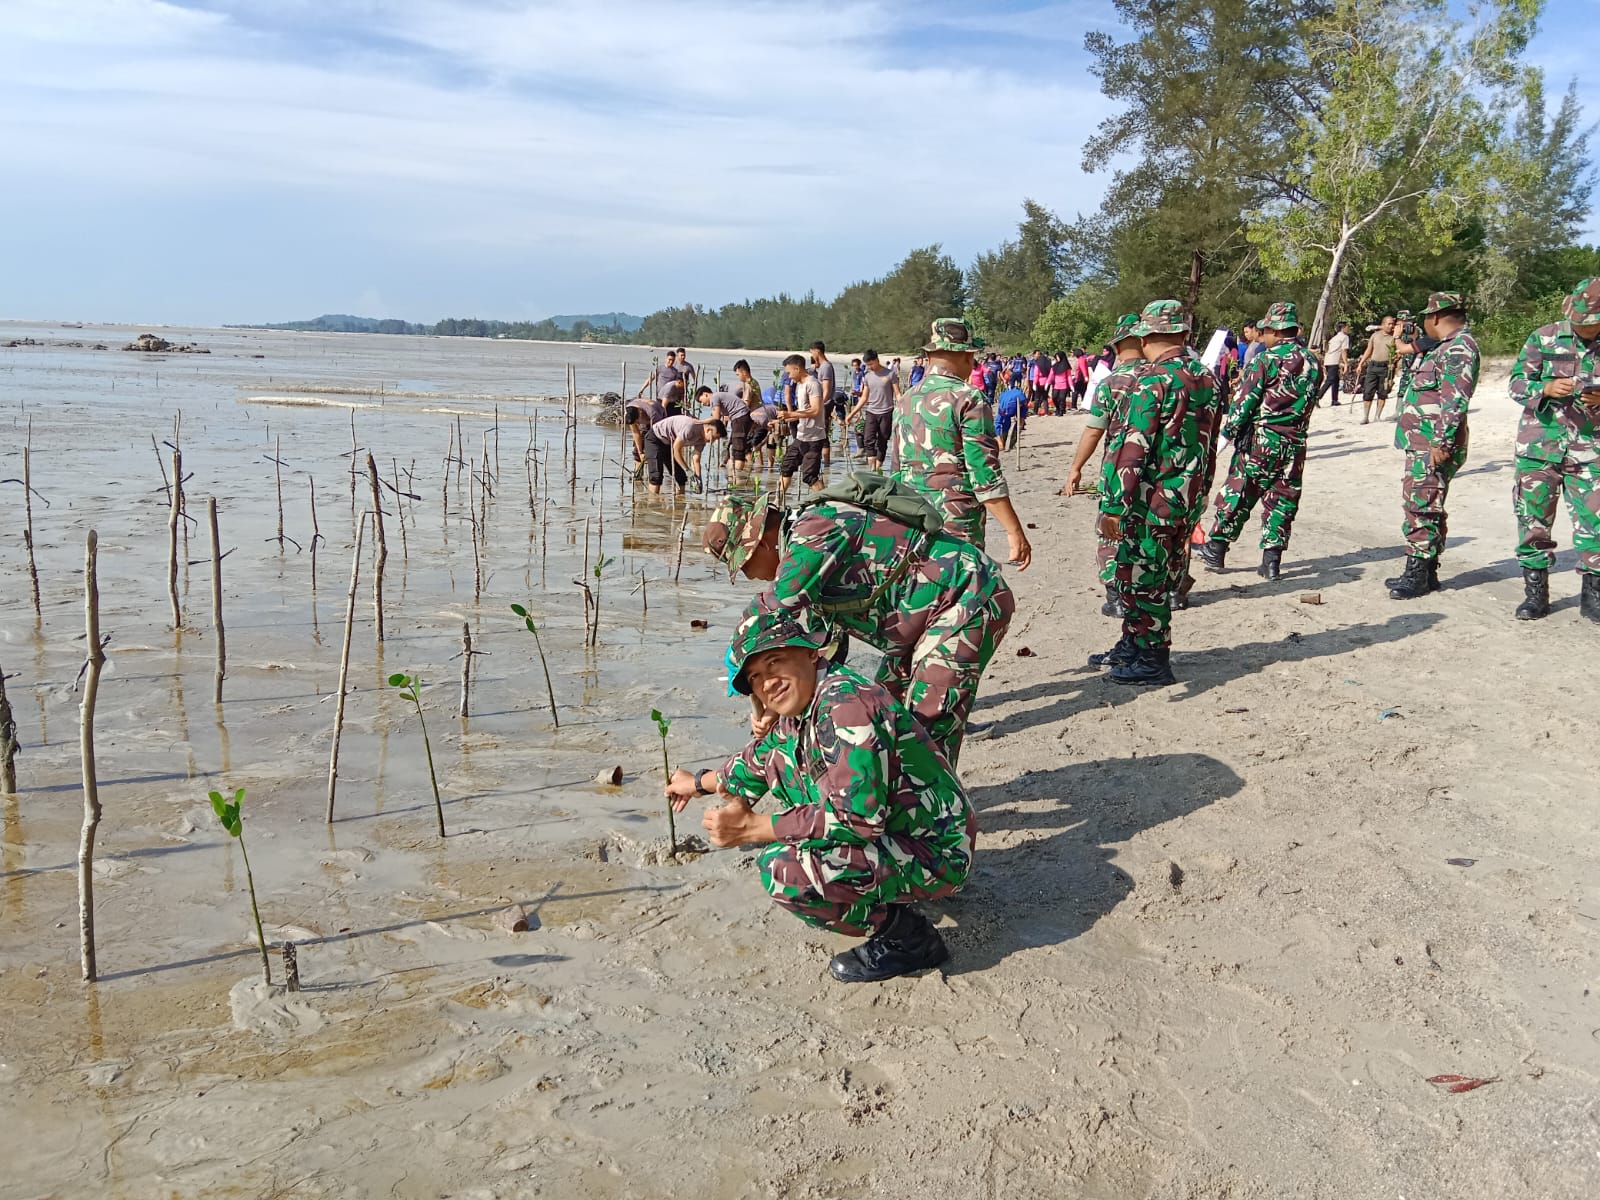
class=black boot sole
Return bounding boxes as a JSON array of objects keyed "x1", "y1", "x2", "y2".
[{"x1": 829, "y1": 931, "x2": 949, "y2": 983}]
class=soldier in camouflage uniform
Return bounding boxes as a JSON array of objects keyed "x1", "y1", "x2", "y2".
[
  {"x1": 1195, "y1": 301, "x2": 1322, "y2": 581},
  {"x1": 892, "y1": 317, "x2": 1032, "y2": 566},
  {"x1": 1091, "y1": 300, "x2": 1222, "y2": 686},
  {"x1": 1385, "y1": 292, "x2": 1479, "y2": 600},
  {"x1": 665, "y1": 608, "x2": 973, "y2": 983},
  {"x1": 1060, "y1": 313, "x2": 1144, "y2": 617},
  {"x1": 703, "y1": 481, "x2": 1013, "y2": 764},
  {"x1": 1506, "y1": 277, "x2": 1600, "y2": 622}
]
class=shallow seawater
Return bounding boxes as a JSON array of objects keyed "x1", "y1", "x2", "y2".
[{"x1": 0, "y1": 322, "x2": 804, "y2": 1006}]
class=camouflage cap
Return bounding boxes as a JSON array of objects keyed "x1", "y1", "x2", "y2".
[
  {"x1": 1259, "y1": 301, "x2": 1300, "y2": 331},
  {"x1": 1562, "y1": 278, "x2": 1600, "y2": 322},
  {"x1": 1132, "y1": 299, "x2": 1189, "y2": 337},
  {"x1": 702, "y1": 491, "x2": 772, "y2": 579},
  {"x1": 1421, "y1": 291, "x2": 1466, "y2": 316},
  {"x1": 1110, "y1": 313, "x2": 1141, "y2": 344},
  {"x1": 1396, "y1": 309, "x2": 1413, "y2": 321},
  {"x1": 727, "y1": 607, "x2": 835, "y2": 695},
  {"x1": 923, "y1": 317, "x2": 985, "y2": 353}
]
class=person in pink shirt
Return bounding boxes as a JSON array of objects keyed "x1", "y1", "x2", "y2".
[{"x1": 1050, "y1": 352, "x2": 1072, "y2": 414}]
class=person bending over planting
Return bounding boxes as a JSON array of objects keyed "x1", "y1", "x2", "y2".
[
  {"x1": 703, "y1": 474, "x2": 1013, "y2": 765},
  {"x1": 665, "y1": 609, "x2": 973, "y2": 983}
]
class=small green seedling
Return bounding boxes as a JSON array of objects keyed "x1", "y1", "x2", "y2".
[
  {"x1": 388, "y1": 672, "x2": 446, "y2": 837},
  {"x1": 511, "y1": 603, "x2": 559, "y2": 727},
  {"x1": 209, "y1": 787, "x2": 272, "y2": 986},
  {"x1": 650, "y1": 708, "x2": 677, "y2": 859}
]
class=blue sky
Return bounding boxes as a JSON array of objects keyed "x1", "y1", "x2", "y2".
[{"x1": 1, "y1": 0, "x2": 1594, "y2": 326}]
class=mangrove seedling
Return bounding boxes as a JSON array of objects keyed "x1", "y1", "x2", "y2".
[
  {"x1": 650, "y1": 707, "x2": 677, "y2": 859},
  {"x1": 510, "y1": 603, "x2": 560, "y2": 727},
  {"x1": 388, "y1": 672, "x2": 446, "y2": 837},
  {"x1": 209, "y1": 787, "x2": 272, "y2": 986}
]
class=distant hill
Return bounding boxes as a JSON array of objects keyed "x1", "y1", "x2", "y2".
[
  {"x1": 550, "y1": 312, "x2": 643, "y2": 332},
  {"x1": 228, "y1": 312, "x2": 645, "y2": 342}
]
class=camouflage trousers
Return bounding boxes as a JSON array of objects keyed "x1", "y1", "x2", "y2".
[
  {"x1": 1114, "y1": 518, "x2": 1188, "y2": 651},
  {"x1": 1514, "y1": 454, "x2": 1600, "y2": 574},
  {"x1": 1208, "y1": 439, "x2": 1307, "y2": 550},
  {"x1": 756, "y1": 772, "x2": 974, "y2": 938},
  {"x1": 874, "y1": 574, "x2": 1015, "y2": 765},
  {"x1": 1400, "y1": 440, "x2": 1468, "y2": 559}
]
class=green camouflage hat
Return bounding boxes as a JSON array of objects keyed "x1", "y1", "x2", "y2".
[
  {"x1": 727, "y1": 607, "x2": 835, "y2": 695},
  {"x1": 1562, "y1": 278, "x2": 1600, "y2": 322},
  {"x1": 1259, "y1": 301, "x2": 1300, "y2": 331},
  {"x1": 923, "y1": 317, "x2": 985, "y2": 353},
  {"x1": 702, "y1": 491, "x2": 772, "y2": 578},
  {"x1": 1132, "y1": 299, "x2": 1190, "y2": 337},
  {"x1": 1396, "y1": 309, "x2": 1413, "y2": 321},
  {"x1": 1110, "y1": 313, "x2": 1141, "y2": 344},
  {"x1": 1421, "y1": 291, "x2": 1466, "y2": 316}
]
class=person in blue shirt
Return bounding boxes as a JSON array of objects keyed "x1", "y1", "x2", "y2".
[
  {"x1": 994, "y1": 383, "x2": 1026, "y2": 449},
  {"x1": 907, "y1": 356, "x2": 927, "y2": 388}
]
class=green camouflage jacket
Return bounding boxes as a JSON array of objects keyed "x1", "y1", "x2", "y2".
[
  {"x1": 1507, "y1": 321, "x2": 1600, "y2": 464},
  {"x1": 1223, "y1": 340, "x2": 1320, "y2": 450},
  {"x1": 1099, "y1": 346, "x2": 1222, "y2": 527},
  {"x1": 718, "y1": 662, "x2": 973, "y2": 869},
  {"x1": 1394, "y1": 327, "x2": 1479, "y2": 453},
  {"x1": 1085, "y1": 359, "x2": 1145, "y2": 435},
  {"x1": 891, "y1": 367, "x2": 1008, "y2": 540},
  {"x1": 747, "y1": 499, "x2": 1000, "y2": 653}
]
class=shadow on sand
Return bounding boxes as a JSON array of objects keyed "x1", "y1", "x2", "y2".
[{"x1": 939, "y1": 752, "x2": 1244, "y2": 974}]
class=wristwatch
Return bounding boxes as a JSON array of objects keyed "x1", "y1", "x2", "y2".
[{"x1": 694, "y1": 769, "x2": 715, "y2": 796}]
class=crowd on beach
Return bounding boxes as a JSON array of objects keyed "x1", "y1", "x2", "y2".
[{"x1": 619, "y1": 284, "x2": 1600, "y2": 984}]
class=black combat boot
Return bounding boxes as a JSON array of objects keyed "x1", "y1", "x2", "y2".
[
  {"x1": 1387, "y1": 555, "x2": 1436, "y2": 599},
  {"x1": 828, "y1": 905, "x2": 948, "y2": 983},
  {"x1": 1109, "y1": 645, "x2": 1176, "y2": 687},
  {"x1": 1259, "y1": 547, "x2": 1283, "y2": 581},
  {"x1": 1088, "y1": 635, "x2": 1136, "y2": 668},
  {"x1": 1100, "y1": 583, "x2": 1126, "y2": 618},
  {"x1": 1581, "y1": 573, "x2": 1600, "y2": 623},
  {"x1": 1171, "y1": 572, "x2": 1196, "y2": 611},
  {"x1": 1195, "y1": 539, "x2": 1228, "y2": 571},
  {"x1": 1514, "y1": 567, "x2": 1550, "y2": 621}
]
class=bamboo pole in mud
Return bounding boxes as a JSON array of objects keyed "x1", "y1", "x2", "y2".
[
  {"x1": 0, "y1": 663, "x2": 18, "y2": 794},
  {"x1": 459, "y1": 622, "x2": 472, "y2": 718},
  {"x1": 583, "y1": 516, "x2": 591, "y2": 580},
  {"x1": 325, "y1": 511, "x2": 368, "y2": 824},
  {"x1": 468, "y1": 472, "x2": 484, "y2": 604},
  {"x1": 455, "y1": 416, "x2": 465, "y2": 489},
  {"x1": 78, "y1": 530, "x2": 107, "y2": 982},
  {"x1": 365, "y1": 453, "x2": 387, "y2": 644},
  {"x1": 22, "y1": 434, "x2": 41, "y2": 619},
  {"x1": 208, "y1": 497, "x2": 226, "y2": 704},
  {"x1": 567, "y1": 364, "x2": 578, "y2": 501},
  {"x1": 442, "y1": 423, "x2": 452, "y2": 517},
  {"x1": 493, "y1": 405, "x2": 500, "y2": 480},
  {"x1": 167, "y1": 448, "x2": 183, "y2": 628},
  {"x1": 479, "y1": 441, "x2": 490, "y2": 543}
]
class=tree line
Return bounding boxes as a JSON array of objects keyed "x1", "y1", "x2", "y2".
[{"x1": 638, "y1": 0, "x2": 1595, "y2": 356}]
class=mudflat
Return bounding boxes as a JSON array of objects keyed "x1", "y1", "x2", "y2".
[{"x1": 1, "y1": 341, "x2": 1595, "y2": 1198}]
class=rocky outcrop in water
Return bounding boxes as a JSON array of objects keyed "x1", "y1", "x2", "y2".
[
  {"x1": 592, "y1": 392, "x2": 625, "y2": 426},
  {"x1": 122, "y1": 333, "x2": 210, "y2": 353}
]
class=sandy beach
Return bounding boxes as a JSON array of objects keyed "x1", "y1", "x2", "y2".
[{"x1": 2, "y1": 333, "x2": 1597, "y2": 1198}]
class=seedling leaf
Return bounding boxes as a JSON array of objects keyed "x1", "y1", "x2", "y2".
[
  {"x1": 510, "y1": 603, "x2": 528, "y2": 617},
  {"x1": 387, "y1": 672, "x2": 408, "y2": 687}
]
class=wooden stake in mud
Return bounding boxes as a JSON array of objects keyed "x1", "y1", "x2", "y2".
[
  {"x1": 22, "y1": 437, "x2": 42, "y2": 619},
  {"x1": 78, "y1": 530, "x2": 107, "y2": 982},
  {"x1": 365, "y1": 453, "x2": 387, "y2": 644},
  {"x1": 468, "y1": 474, "x2": 484, "y2": 604},
  {"x1": 392, "y1": 458, "x2": 409, "y2": 561},
  {"x1": 0, "y1": 663, "x2": 18, "y2": 794},
  {"x1": 152, "y1": 433, "x2": 171, "y2": 504},
  {"x1": 493, "y1": 405, "x2": 501, "y2": 480},
  {"x1": 459, "y1": 622, "x2": 472, "y2": 718},
  {"x1": 208, "y1": 497, "x2": 226, "y2": 704},
  {"x1": 167, "y1": 448, "x2": 183, "y2": 628},
  {"x1": 673, "y1": 507, "x2": 691, "y2": 583},
  {"x1": 442, "y1": 423, "x2": 453, "y2": 517},
  {"x1": 308, "y1": 475, "x2": 323, "y2": 592},
  {"x1": 348, "y1": 411, "x2": 359, "y2": 517},
  {"x1": 325, "y1": 512, "x2": 368, "y2": 823},
  {"x1": 272, "y1": 436, "x2": 286, "y2": 551}
]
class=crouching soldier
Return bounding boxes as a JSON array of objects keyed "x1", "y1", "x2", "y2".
[
  {"x1": 702, "y1": 474, "x2": 1013, "y2": 765},
  {"x1": 665, "y1": 610, "x2": 974, "y2": 983}
]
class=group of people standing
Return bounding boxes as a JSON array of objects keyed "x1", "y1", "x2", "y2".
[{"x1": 648, "y1": 277, "x2": 1600, "y2": 987}]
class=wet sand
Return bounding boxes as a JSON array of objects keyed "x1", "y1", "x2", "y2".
[{"x1": 2, "y1": 335, "x2": 1597, "y2": 1198}]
